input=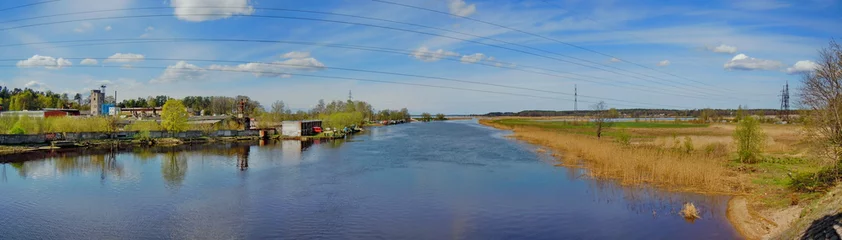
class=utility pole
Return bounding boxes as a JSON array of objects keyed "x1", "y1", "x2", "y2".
[
  {"x1": 348, "y1": 90, "x2": 353, "y2": 101},
  {"x1": 574, "y1": 84, "x2": 578, "y2": 112},
  {"x1": 780, "y1": 81, "x2": 790, "y2": 122}
]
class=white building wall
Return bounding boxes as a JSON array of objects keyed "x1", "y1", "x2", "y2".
[{"x1": 281, "y1": 121, "x2": 301, "y2": 137}]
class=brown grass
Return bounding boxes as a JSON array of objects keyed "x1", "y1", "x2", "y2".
[
  {"x1": 681, "y1": 202, "x2": 701, "y2": 222},
  {"x1": 481, "y1": 119, "x2": 744, "y2": 193}
]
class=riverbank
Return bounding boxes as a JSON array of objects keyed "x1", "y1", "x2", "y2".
[
  {"x1": 0, "y1": 136, "x2": 264, "y2": 162},
  {"x1": 480, "y1": 118, "x2": 841, "y2": 239}
]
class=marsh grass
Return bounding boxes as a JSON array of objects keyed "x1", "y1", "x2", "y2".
[
  {"x1": 681, "y1": 202, "x2": 701, "y2": 222},
  {"x1": 482, "y1": 119, "x2": 743, "y2": 193}
]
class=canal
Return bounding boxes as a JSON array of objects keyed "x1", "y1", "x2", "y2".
[{"x1": 0, "y1": 120, "x2": 739, "y2": 239}]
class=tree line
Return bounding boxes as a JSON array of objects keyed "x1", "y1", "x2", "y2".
[{"x1": 0, "y1": 87, "x2": 84, "y2": 111}]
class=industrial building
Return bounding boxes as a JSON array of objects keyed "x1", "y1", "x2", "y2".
[
  {"x1": 282, "y1": 120, "x2": 322, "y2": 137},
  {"x1": 90, "y1": 89, "x2": 104, "y2": 116}
]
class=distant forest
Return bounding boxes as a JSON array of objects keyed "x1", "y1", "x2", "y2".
[{"x1": 482, "y1": 108, "x2": 785, "y2": 118}]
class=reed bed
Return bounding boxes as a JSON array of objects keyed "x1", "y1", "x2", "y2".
[{"x1": 481, "y1": 119, "x2": 744, "y2": 193}]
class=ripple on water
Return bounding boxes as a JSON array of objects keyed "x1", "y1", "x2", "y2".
[{"x1": 0, "y1": 121, "x2": 739, "y2": 239}]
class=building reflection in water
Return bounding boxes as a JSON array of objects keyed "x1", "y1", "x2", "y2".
[{"x1": 236, "y1": 145, "x2": 250, "y2": 171}]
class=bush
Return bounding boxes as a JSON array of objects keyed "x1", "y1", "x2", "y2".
[
  {"x1": 683, "y1": 136, "x2": 694, "y2": 154},
  {"x1": 616, "y1": 129, "x2": 631, "y2": 146},
  {"x1": 704, "y1": 143, "x2": 729, "y2": 157},
  {"x1": 734, "y1": 116, "x2": 766, "y2": 163},
  {"x1": 790, "y1": 165, "x2": 842, "y2": 192},
  {"x1": 8, "y1": 126, "x2": 25, "y2": 134}
]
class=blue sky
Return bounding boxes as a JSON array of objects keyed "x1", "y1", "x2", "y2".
[{"x1": 0, "y1": 0, "x2": 840, "y2": 114}]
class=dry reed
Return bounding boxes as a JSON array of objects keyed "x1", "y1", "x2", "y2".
[
  {"x1": 681, "y1": 202, "x2": 701, "y2": 221},
  {"x1": 481, "y1": 119, "x2": 744, "y2": 193}
]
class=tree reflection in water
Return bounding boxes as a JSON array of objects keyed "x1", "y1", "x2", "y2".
[{"x1": 161, "y1": 152, "x2": 188, "y2": 188}]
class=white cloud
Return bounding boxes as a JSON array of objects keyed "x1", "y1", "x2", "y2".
[
  {"x1": 732, "y1": 0, "x2": 790, "y2": 10},
  {"x1": 281, "y1": 51, "x2": 311, "y2": 59},
  {"x1": 411, "y1": 47, "x2": 459, "y2": 62},
  {"x1": 657, "y1": 60, "x2": 671, "y2": 67},
  {"x1": 706, "y1": 44, "x2": 738, "y2": 54},
  {"x1": 24, "y1": 81, "x2": 48, "y2": 90},
  {"x1": 73, "y1": 22, "x2": 94, "y2": 33},
  {"x1": 208, "y1": 58, "x2": 326, "y2": 78},
  {"x1": 151, "y1": 61, "x2": 207, "y2": 83},
  {"x1": 80, "y1": 58, "x2": 98, "y2": 65},
  {"x1": 171, "y1": 0, "x2": 254, "y2": 22},
  {"x1": 460, "y1": 53, "x2": 486, "y2": 64},
  {"x1": 104, "y1": 53, "x2": 145, "y2": 63},
  {"x1": 448, "y1": 0, "x2": 476, "y2": 17},
  {"x1": 609, "y1": 58, "x2": 621, "y2": 63},
  {"x1": 104, "y1": 25, "x2": 112, "y2": 31},
  {"x1": 785, "y1": 60, "x2": 819, "y2": 74},
  {"x1": 16, "y1": 55, "x2": 72, "y2": 69},
  {"x1": 145, "y1": 26, "x2": 154, "y2": 32},
  {"x1": 724, "y1": 54, "x2": 783, "y2": 71}
]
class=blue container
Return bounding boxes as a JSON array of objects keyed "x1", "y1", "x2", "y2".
[{"x1": 101, "y1": 103, "x2": 115, "y2": 115}]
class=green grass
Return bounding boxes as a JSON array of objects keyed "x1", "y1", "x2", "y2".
[
  {"x1": 491, "y1": 119, "x2": 708, "y2": 138},
  {"x1": 492, "y1": 119, "x2": 708, "y2": 129}
]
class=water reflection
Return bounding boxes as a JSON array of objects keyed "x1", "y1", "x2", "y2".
[
  {"x1": 0, "y1": 123, "x2": 738, "y2": 239},
  {"x1": 161, "y1": 152, "x2": 187, "y2": 188}
]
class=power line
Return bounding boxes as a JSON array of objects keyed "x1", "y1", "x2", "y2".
[
  {"x1": 0, "y1": 11, "x2": 751, "y2": 100},
  {"x1": 2, "y1": 64, "x2": 666, "y2": 108},
  {"x1": 372, "y1": 0, "x2": 742, "y2": 93},
  {"x1": 0, "y1": 0, "x2": 59, "y2": 12},
  {"x1": 0, "y1": 38, "x2": 762, "y2": 103},
  {"x1": 0, "y1": 56, "x2": 694, "y2": 109},
  {"x1": 0, "y1": 6, "x2": 737, "y2": 97}
]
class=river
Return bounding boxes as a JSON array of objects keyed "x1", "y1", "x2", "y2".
[{"x1": 0, "y1": 120, "x2": 740, "y2": 239}]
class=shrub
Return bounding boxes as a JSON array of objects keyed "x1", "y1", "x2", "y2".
[
  {"x1": 683, "y1": 136, "x2": 694, "y2": 154},
  {"x1": 790, "y1": 165, "x2": 842, "y2": 192},
  {"x1": 704, "y1": 143, "x2": 729, "y2": 157},
  {"x1": 616, "y1": 129, "x2": 631, "y2": 146},
  {"x1": 734, "y1": 116, "x2": 766, "y2": 163},
  {"x1": 8, "y1": 126, "x2": 25, "y2": 134}
]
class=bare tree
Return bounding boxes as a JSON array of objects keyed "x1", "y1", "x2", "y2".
[
  {"x1": 592, "y1": 101, "x2": 612, "y2": 139},
  {"x1": 800, "y1": 39, "x2": 842, "y2": 165}
]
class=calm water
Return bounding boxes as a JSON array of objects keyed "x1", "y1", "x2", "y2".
[{"x1": 0, "y1": 120, "x2": 739, "y2": 239}]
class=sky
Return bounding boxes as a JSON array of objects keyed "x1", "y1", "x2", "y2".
[{"x1": 0, "y1": 0, "x2": 840, "y2": 114}]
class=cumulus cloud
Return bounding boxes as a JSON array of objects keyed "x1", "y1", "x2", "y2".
[
  {"x1": 104, "y1": 53, "x2": 145, "y2": 63},
  {"x1": 448, "y1": 0, "x2": 476, "y2": 17},
  {"x1": 412, "y1": 47, "x2": 459, "y2": 62},
  {"x1": 208, "y1": 58, "x2": 325, "y2": 78},
  {"x1": 80, "y1": 58, "x2": 98, "y2": 65},
  {"x1": 151, "y1": 61, "x2": 207, "y2": 83},
  {"x1": 461, "y1": 53, "x2": 486, "y2": 64},
  {"x1": 657, "y1": 60, "x2": 671, "y2": 67},
  {"x1": 104, "y1": 25, "x2": 112, "y2": 31},
  {"x1": 609, "y1": 58, "x2": 621, "y2": 63},
  {"x1": 724, "y1": 54, "x2": 783, "y2": 71},
  {"x1": 706, "y1": 44, "x2": 738, "y2": 54},
  {"x1": 171, "y1": 0, "x2": 254, "y2": 22},
  {"x1": 24, "y1": 81, "x2": 48, "y2": 90},
  {"x1": 785, "y1": 60, "x2": 819, "y2": 74},
  {"x1": 145, "y1": 26, "x2": 154, "y2": 32},
  {"x1": 281, "y1": 51, "x2": 311, "y2": 59},
  {"x1": 16, "y1": 55, "x2": 72, "y2": 69}
]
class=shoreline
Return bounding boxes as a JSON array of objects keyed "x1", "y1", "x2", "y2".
[{"x1": 477, "y1": 118, "x2": 810, "y2": 239}]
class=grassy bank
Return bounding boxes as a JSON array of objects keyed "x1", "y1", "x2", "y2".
[{"x1": 481, "y1": 118, "x2": 840, "y2": 239}]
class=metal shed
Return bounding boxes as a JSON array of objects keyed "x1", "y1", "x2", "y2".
[{"x1": 282, "y1": 120, "x2": 322, "y2": 137}]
